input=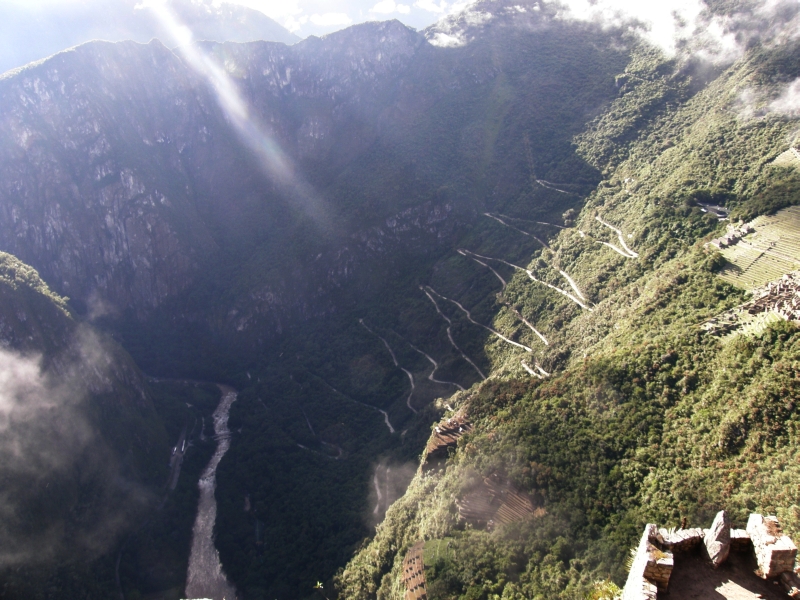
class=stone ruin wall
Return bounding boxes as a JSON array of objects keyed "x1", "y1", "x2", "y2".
[{"x1": 622, "y1": 512, "x2": 800, "y2": 599}]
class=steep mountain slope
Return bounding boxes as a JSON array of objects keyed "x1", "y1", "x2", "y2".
[
  {"x1": 336, "y1": 10, "x2": 800, "y2": 600},
  {"x1": 0, "y1": 0, "x2": 299, "y2": 76},
  {"x1": 0, "y1": 11, "x2": 629, "y2": 378},
  {"x1": 0, "y1": 3, "x2": 639, "y2": 598},
  {"x1": 0, "y1": 252, "x2": 171, "y2": 598}
]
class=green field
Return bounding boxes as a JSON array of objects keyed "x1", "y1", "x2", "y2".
[{"x1": 719, "y1": 206, "x2": 800, "y2": 288}]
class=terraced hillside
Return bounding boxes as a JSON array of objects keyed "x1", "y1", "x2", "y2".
[{"x1": 718, "y1": 206, "x2": 800, "y2": 288}]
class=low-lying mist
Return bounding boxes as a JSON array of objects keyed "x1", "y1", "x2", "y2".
[
  {"x1": 0, "y1": 329, "x2": 153, "y2": 568},
  {"x1": 367, "y1": 459, "x2": 417, "y2": 527}
]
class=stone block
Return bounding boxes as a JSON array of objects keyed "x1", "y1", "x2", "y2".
[
  {"x1": 730, "y1": 528, "x2": 751, "y2": 552},
  {"x1": 780, "y1": 571, "x2": 800, "y2": 598},
  {"x1": 622, "y1": 524, "x2": 673, "y2": 600},
  {"x1": 704, "y1": 510, "x2": 731, "y2": 567},
  {"x1": 747, "y1": 513, "x2": 797, "y2": 578},
  {"x1": 659, "y1": 527, "x2": 703, "y2": 551}
]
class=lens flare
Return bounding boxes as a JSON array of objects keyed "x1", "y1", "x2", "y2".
[{"x1": 142, "y1": 0, "x2": 329, "y2": 225}]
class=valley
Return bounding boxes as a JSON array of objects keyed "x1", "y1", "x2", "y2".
[{"x1": 0, "y1": 0, "x2": 799, "y2": 599}]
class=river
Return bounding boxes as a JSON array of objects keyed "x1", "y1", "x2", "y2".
[{"x1": 184, "y1": 385, "x2": 238, "y2": 600}]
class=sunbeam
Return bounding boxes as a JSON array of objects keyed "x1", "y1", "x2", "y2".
[{"x1": 142, "y1": 0, "x2": 329, "y2": 225}]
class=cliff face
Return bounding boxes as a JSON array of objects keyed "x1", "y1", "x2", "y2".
[
  {"x1": 0, "y1": 11, "x2": 626, "y2": 354},
  {"x1": 0, "y1": 40, "x2": 220, "y2": 314},
  {"x1": 0, "y1": 22, "x2": 433, "y2": 318}
]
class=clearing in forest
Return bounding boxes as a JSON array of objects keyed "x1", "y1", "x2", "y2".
[{"x1": 772, "y1": 146, "x2": 800, "y2": 170}]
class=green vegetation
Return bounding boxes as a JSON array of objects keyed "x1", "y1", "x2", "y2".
[{"x1": 336, "y1": 28, "x2": 800, "y2": 600}]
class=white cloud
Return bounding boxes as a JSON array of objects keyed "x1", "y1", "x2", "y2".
[
  {"x1": 309, "y1": 12, "x2": 353, "y2": 26},
  {"x1": 283, "y1": 14, "x2": 309, "y2": 32},
  {"x1": 548, "y1": 0, "x2": 800, "y2": 63},
  {"x1": 548, "y1": 0, "x2": 705, "y2": 57},
  {"x1": 415, "y1": 0, "x2": 447, "y2": 13},
  {"x1": 370, "y1": 0, "x2": 411, "y2": 14},
  {"x1": 428, "y1": 31, "x2": 464, "y2": 47},
  {"x1": 770, "y1": 79, "x2": 800, "y2": 117}
]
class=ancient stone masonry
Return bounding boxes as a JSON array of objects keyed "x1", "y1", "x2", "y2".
[
  {"x1": 658, "y1": 527, "x2": 704, "y2": 552},
  {"x1": 702, "y1": 271, "x2": 800, "y2": 335},
  {"x1": 622, "y1": 524, "x2": 673, "y2": 600},
  {"x1": 623, "y1": 513, "x2": 800, "y2": 600},
  {"x1": 456, "y1": 474, "x2": 540, "y2": 530},
  {"x1": 705, "y1": 510, "x2": 732, "y2": 567},
  {"x1": 424, "y1": 414, "x2": 473, "y2": 463},
  {"x1": 708, "y1": 221, "x2": 755, "y2": 250},
  {"x1": 402, "y1": 541, "x2": 428, "y2": 600},
  {"x1": 747, "y1": 513, "x2": 798, "y2": 579},
  {"x1": 731, "y1": 528, "x2": 751, "y2": 552}
]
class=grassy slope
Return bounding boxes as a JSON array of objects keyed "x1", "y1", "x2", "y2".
[{"x1": 336, "y1": 36, "x2": 800, "y2": 600}]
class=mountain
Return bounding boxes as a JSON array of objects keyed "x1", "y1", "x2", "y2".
[
  {"x1": 0, "y1": 12, "x2": 627, "y2": 377},
  {"x1": 0, "y1": 251, "x2": 172, "y2": 597},
  {"x1": 0, "y1": 0, "x2": 299, "y2": 76},
  {"x1": 0, "y1": 0, "x2": 799, "y2": 598}
]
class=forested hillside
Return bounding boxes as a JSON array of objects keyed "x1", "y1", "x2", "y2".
[
  {"x1": 336, "y1": 6, "x2": 800, "y2": 599},
  {"x1": 0, "y1": 252, "x2": 175, "y2": 597}
]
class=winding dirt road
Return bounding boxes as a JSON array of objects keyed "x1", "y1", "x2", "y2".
[
  {"x1": 495, "y1": 213, "x2": 567, "y2": 229},
  {"x1": 484, "y1": 213, "x2": 549, "y2": 248},
  {"x1": 359, "y1": 319, "x2": 418, "y2": 414},
  {"x1": 558, "y1": 269, "x2": 587, "y2": 301},
  {"x1": 426, "y1": 287, "x2": 534, "y2": 353},
  {"x1": 458, "y1": 249, "x2": 507, "y2": 287},
  {"x1": 506, "y1": 304, "x2": 549, "y2": 346},
  {"x1": 407, "y1": 342, "x2": 466, "y2": 391},
  {"x1": 595, "y1": 216, "x2": 638, "y2": 258},
  {"x1": 521, "y1": 360, "x2": 543, "y2": 379},
  {"x1": 315, "y1": 376, "x2": 396, "y2": 434},
  {"x1": 457, "y1": 251, "x2": 592, "y2": 312},
  {"x1": 521, "y1": 361, "x2": 550, "y2": 379},
  {"x1": 421, "y1": 286, "x2": 487, "y2": 380}
]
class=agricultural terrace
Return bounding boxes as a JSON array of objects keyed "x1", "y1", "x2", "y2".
[{"x1": 718, "y1": 206, "x2": 800, "y2": 288}]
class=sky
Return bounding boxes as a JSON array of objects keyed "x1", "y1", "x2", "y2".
[{"x1": 219, "y1": 0, "x2": 470, "y2": 38}]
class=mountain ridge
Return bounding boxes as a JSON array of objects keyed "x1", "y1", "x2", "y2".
[{"x1": 0, "y1": 0, "x2": 300, "y2": 77}]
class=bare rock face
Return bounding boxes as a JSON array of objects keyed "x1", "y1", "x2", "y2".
[{"x1": 704, "y1": 510, "x2": 732, "y2": 567}]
